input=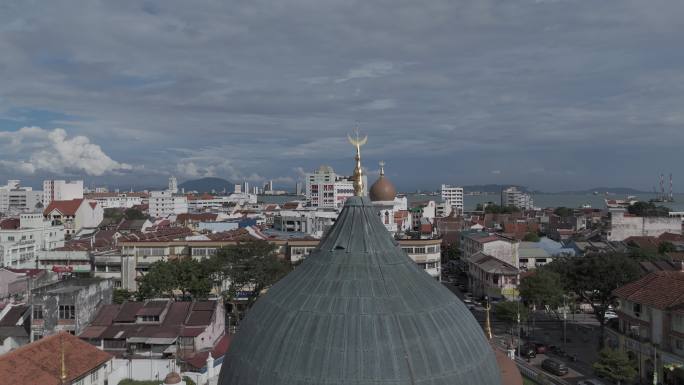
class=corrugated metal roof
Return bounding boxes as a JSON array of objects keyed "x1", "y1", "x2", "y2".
[{"x1": 219, "y1": 196, "x2": 502, "y2": 385}]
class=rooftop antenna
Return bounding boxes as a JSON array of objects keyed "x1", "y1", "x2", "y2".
[
  {"x1": 661, "y1": 173, "x2": 665, "y2": 200},
  {"x1": 670, "y1": 173, "x2": 673, "y2": 201},
  {"x1": 347, "y1": 126, "x2": 368, "y2": 197}
]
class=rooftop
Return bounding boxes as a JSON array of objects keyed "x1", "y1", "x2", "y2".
[{"x1": 613, "y1": 271, "x2": 684, "y2": 310}]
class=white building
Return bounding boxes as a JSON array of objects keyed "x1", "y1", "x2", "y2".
[
  {"x1": 43, "y1": 180, "x2": 83, "y2": 207},
  {"x1": 84, "y1": 192, "x2": 148, "y2": 209},
  {"x1": 608, "y1": 208, "x2": 682, "y2": 241},
  {"x1": 306, "y1": 165, "x2": 367, "y2": 209},
  {"x1": 0, "y1": 213, "x2": 65, "y2": 268},
  {"x1": 0, "y1": 180, "x2": 43, "y2": 214},
  {"x1": 43, "y1": 199, "x2": 103, "y2": 236},
  {"x1": 149, "y1": 191, "x2": 188, "y2": 218},
  {"x1": 501, "y1": 186, "x2": 534, "y2": 210},
  {"x1": 168, "y1": 176, "x2": 178, "y2": 194},
  {"x1": 187, "y1": 193, "x2": 257, "y2": 213},
  {"x1": 272, "y1": 209, "x2": 338, "y2": 238},
  {"x1": 441, "y1": 184, "x2": 464, "y2": 214}
]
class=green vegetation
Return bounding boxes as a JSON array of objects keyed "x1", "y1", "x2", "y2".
[
  {"x1": 118, "y1": 380, "x2": 161, "y2": 385},
  {"x1": 659, "y1": 241, "x2": 676, "y2": 254},
  {"x1": 113, "y1": 288, "x2": 134, "y2": 304},
  {"x1": 183, "y1": 376, "x2": 197, "y2": 385},
  {"x1": 628, "y1": 201, "x2": 670, "y2": 217},
  {"x1": 475, "y1": 202, "x2": 521, "y2": 214},
  {"x1": 593, "y1": 348, "x2": 637, "y2": 385},
  {"x1": 137, "y1": 258, "x2": 213, "y2": 300},
  {"x1": 553, "y1": 207, "x2": 574, "y2": 217},
  {"x1": 522, "y1": 232, "x2": 540, "y2": 242},
  {"x1": 494, "y1": 301, "x2": 529, "y2": 331},
  {"x1": 546, "y1": 253, "x2": 640, "y2": 347},
  {"x1": 104, "y1": 208, "x2": 124, "y2": 221},
  {"x1": 124, "y1": 207, "x2": 147, "y2": 220}
]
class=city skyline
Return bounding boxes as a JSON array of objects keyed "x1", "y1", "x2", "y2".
[{"x1": 2, "y1": 1, "x2": 684, "y2": 192}]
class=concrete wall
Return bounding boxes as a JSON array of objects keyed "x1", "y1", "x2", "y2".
[
  {"x1": 483, "y1": 240, "x2": 519, "y2": 268},
  {"x1": 608, "y1": 210, "x2": 682, "y2": 241},
  {"x1": 108, "y1": 358, "x2": 179, "y2": 385}
]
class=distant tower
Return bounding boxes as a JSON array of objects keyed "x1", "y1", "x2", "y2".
[
  {"x1": 670, "y1": 173, "x2": 674, "y2": 201},
  {"x1": 168, "y1": 176, "x2": 178, "y2": 194},
  {"x1": 660, "y1": 173, "x2": 665, "y2": 200}
]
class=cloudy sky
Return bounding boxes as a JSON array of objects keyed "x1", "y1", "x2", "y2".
[{"x1": 1, "y1": 0, "x2": 683, "y2": 192}]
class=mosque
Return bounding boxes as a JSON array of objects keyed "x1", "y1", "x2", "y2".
[{"x1": 218, "y1": 134, "x2": 521, "y2": 385}]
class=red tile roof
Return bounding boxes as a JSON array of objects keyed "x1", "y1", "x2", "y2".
[
  {"x1": 0, "y1": 332, "x2": 112, "y2": 385},
  {"x1": 185, "y1": 334, "x2": 232, "y2": 370},
  {"x1": 613, "y1": 271, "x2": 684, "y2": 310},
  {"x1": 0, "y1": 218, "x2": 20, "y2": 230},
  {"x1": 44, "y1": 199, "x2": 84, "y2": 216}
]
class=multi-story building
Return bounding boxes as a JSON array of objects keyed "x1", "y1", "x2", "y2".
[
  {"x1": 149, "y1": 190, "x2": 188, "y2": 218},
  {"x1": 0, "y1": 180, "x2": 43, "y2": 214},
  {"x1": 272, "y1": 210, "x2": 338, "y2": 238},
  {"x1": 43, "y1": 199, "x2": 104, "y2": 236},
  {"x1": 84, "y1": 192, "x2": 148, "y2": 209},
  {"x1": 169, "y1": 175, "x2": 178, "y2": 194},
  {"x1": 0, "y1": 213, "x2": 65, "y2": 268},
  {"x1": 441, "y1": 185, "x2": 464, "y2": 214},
  {"x1": 186, "y1": 193, "x2": 256, "y2": 213},
  {"x1": 501, "y1": 186, "x2": 534, "y2": 210},
  {"x1": 607, "y1": 271, "x2": 684, "y2": 384},
  {"x1": 43, "y1": 180, "x2": 84, "y2": 207},
  {"x1": 305, "y1": 165, "x2": 366, "y2": 209},
  {"x1": 30, "y1": 278, "x2": 113, "y2": 340},
  {"x1": 459, "y1": 231, "x2": 519, "y2": 267},
  {"x1": 467, "y1": 252, "x2": 519, "y2": 300}
]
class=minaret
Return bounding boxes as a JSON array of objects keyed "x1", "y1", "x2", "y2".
[{"x1": 347, "y1": 129, "x2": 368, "y2": 197}]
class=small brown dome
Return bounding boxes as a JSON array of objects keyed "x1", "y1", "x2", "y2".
[
  {"x1": 164, "y1": 372, "x2": 182, "y2": 384},
  {"x1": 369, "y1": 162, "x2": 396, "y2": 202}
]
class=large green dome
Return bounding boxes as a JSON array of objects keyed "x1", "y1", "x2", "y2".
[{"x1": 219, "y1": 196, "x2": 503, "y2": 385}]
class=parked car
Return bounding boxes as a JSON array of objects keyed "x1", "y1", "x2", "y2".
[
  {"x1": 541, "y1": 358, "x2": 568, "y2": 376},
  {"x1": 530, "y1": 342, "x2": 547, "y2": 354},
  {"x1": 604, "y1": 310, "x2": 618, "y2": 320}
]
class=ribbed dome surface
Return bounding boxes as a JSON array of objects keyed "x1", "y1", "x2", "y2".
[
  {"x1": 369, "y1": 175, "x2": 396, "y2": 202},
  {"x1": 219, "y1": 197, "x2": 502, "y2": 385}
]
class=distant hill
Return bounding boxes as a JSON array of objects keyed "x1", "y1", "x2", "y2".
[
  {"x1": 179, "y1": 177, "x2": 234, "y2": 193},
  {"x1": 462, "y1": 184, "x2": 529, "y2": 193},
  {"x1": 552, "y1": 187, "x2": 649, "y2": 195}
]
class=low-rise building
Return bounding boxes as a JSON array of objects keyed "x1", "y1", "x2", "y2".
[
  {"x1": 84, "y1": 192, "x2": 148, "y2": 209},
  {"x1": 0, "y1": 303, "x2": 30, "y2": 354},
  {"x1": 607, "y1": 271, "x2": 684, "y2": 384},
  {"x1": 0, "y1": 213, "x2": 65, "y2": 268},
  {"x1": 80, "y1": 299, "x2": 225, "y2": 360},
  {"x1": 608, "y1": 208, "x2": 682, "y2": 242},
  {"x1": 44, "y1": 199, "x2": 103, "y2": 236},
  {"x1": 0, "y1": 331, "x2": 113, "y2": 385},
  {"x1": 467, "y1": 252, "x2": 519, "y2": 300},
  {"x1": 30, "y1": 278, "x2": 113, "y2": 340},
  {"x1": 459, "y1": 231, "x2": 519, "y2": 268}
]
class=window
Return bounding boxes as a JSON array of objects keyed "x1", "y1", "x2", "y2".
[
  {"x1": 633, "y1": 303, "x2": 642, "y2": 314},
  {"x1": 33, "y1": 305, "x2": 43, "y2": 320},
  {"x1": 91, "y1": 370, "x2": 99, "y2": 382},
  {"x1": 59, "y1": 305, "x2": 75, "y2": 320},
  {"x1": 677, "y1": 339, "x2": 684, "y2": 350}
]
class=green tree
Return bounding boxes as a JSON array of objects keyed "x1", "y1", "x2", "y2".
[
  {"x1": 522, "y1": 232, "x2": 540, "y2": 242},
  {"x1": 124, "y1": 208, "x2": 147, "y2": 220},
  {"x1": 137, "y1": 259, "x2": 212, "y2": 300},
  {"x1": 113, "y1": 288, "x2": 133, "y2": 304},
  {"x1": 659, "y1": 241, "x2": 676, "y2": 254},
  {"x1": 207, "y1": 240, "x2": 292, "y2": 320},
  {"x1": 104, "y1": 208, "x2": 124, "y2": 221},
  {"x1": 494, "y1": 301, "x2": 529, "y2": 336},
  {"x1": 519, "y1": 268, "x2": 565, "y2": 335},
  {"x1": 176, "y1": 258, "x2": 212, "y2": 299},
  {"x1": 553, "y1": 207, "x2": 573, "y2": 217},
  {"x1": 137, "y1": 260, "x2": 180, "y2": 299},
  {"x1": 628, "y1": 201, "x2": 670, "y2": 217},
  {"x1": 549, "y1": 253, "x2": 640, "y2": 348},
  {"x1": 484, "y1": 204, "x2": 521, "y2": 214},
  {"x1": 593, "y1": 348, "x2": 637, "y2": 385}
]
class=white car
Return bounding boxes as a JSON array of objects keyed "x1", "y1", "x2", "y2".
[{"x1": 604, "y1": 310, "x2": 618, "y2": 320}]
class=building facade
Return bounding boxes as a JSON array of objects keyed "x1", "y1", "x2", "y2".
[
  {"x1": 0, "y1": 180, "x2": 43, "y2": 214},
  {"x1": 0, "y1": 213, "x2": 65, "y2": 268},
  {"x1": 43, "y1": 180, "x2": 84, "y2": 207},
  {"x1": 501, "y1": 186, "x2": 534, "y2": 210},
  {"x1": 608, "y1": 209, "x2": 682, "y2": 241},
  {"x1": 44, "y1": 199, "x2": 104, "y2": 236},
  {"x1": 441, "y1": 184, "x2": 464, "y2": 214},
  {"x1": 149, "y1": 190, "x2": 189, "y2": 218},
  {"x1": 305, "y1": 165, "x2": 366, "y2": 209}
]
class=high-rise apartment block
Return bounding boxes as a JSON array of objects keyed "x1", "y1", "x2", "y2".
[
  {"x1": 42, "y1": 180, "x2": 83, "y2": 207},
  {"x1": 501, "y1": 186, "x2": 534, "y2": 210},
  {"x1": 440, "y1": 184, "x2": 464, "y2": 214},
  {"x1": 305, "y1": 165, "x2": 366, "y2": 209}
]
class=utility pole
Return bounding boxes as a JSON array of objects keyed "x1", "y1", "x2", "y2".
[{"x1": 562, "y1": 296, "x2": 567, "y2": 350}]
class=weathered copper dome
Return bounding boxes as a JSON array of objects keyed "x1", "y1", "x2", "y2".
[{"x1": 219, "y1": 197, "x2": 503, "y2": 385}]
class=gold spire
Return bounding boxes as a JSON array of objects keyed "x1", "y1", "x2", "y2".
[
  {"x1": 484, "y1": 299, "x2": 493, "y2": 340},
  {"x1": 60, "y1": 333, "x2": 67, "y2": 383},
  {"x1": 379, "y1": 160, "x2": 385, "y2": 176},
  {"x1": 347, "y1": 128, "x2": 368, "y2": 197}
]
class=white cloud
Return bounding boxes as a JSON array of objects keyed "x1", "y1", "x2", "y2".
[
  {"x1": 336, "y1": 61, "x2": 398, "y2": 83},
  {"x1": 0, "y1": 127, "x2": 131, "y2": 176}
]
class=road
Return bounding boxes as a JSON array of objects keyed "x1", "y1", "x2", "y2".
[{"x1": 441, "y1": 279, "x2": 605, "y2": 385}]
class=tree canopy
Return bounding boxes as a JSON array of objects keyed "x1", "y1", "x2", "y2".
[
  {"x1": 475, "y1": 203, "x2": 521, "y2": 214},
  {"x1": 137, "y1": 258, "x2": 212, "y2": 300},
  {"x1": 553, "y1": 207, "x2": 574, "y2": 217},
  {"x1": 494, "y1": 301, "x2": 529, "y2": 328},
  {"x1": 124, "y1": 207, "x2": 148, "y2": 220},
  {"x1": 519, "y1": 268, "x2": 564, "y2": 310},
  {"x1": 628, "y1": 201, "x2": 670, "y2": 217},
  {"x1": 593, "y1": 348, "x2": 637, "y2": 385},
  {"x1": 522, "y1": 232, "x2": 540, "y2": 242}
]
